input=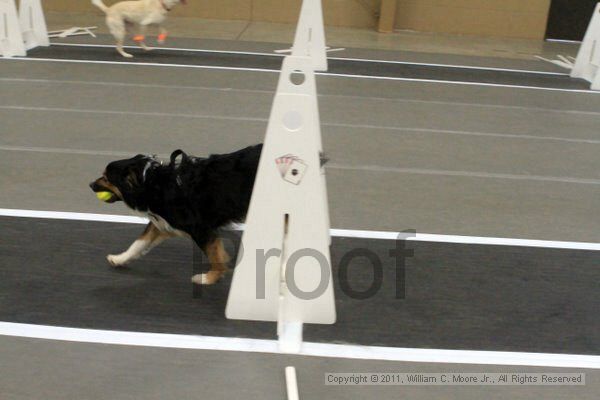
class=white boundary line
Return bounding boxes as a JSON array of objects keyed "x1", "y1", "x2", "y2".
[
  {"x1": 318, "y1": 71, "x2": 597, "y2": 94},
  {"x1": 0, "y1": 322, "x2": 597, "y2": 368},
  {"x1": 50, "y1": 42, "x2": 568, "y2": 76},
  {"x1": 1, "y1": 56, "x2": 279, "y2": 73},
  {"x1": 546, "y1": 38, "x2": 582, "y2": 44},
  {"x1": 1, "y1": 57, "x2": 596, "y2": 94},
  {"x1": 5, "y1": 76, "x2": 600, "y2": 117},
  {"x1": 1, "y1": 208, "x2": 598, "y2": 251},
  {"x1": 2, "y1": 104, "x2": 599, "y2": 145},
  {"x1": 1, "y1": 142, "x2": 597, "y2": 185}
]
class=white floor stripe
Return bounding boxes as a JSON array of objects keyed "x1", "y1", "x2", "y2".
[
  {"x1": 0, "y1": 322, "x2": 597, "y2": 368},
  {"x1": 325, "y1": 123, "x2": 600, "y2": 145},
  {"x1": 4, "y1": 76, "x2": 600, "y2": 117},
  {"x1": 1, "y1": 56, "x2": 279, "y2": 73},
  {"x1": 0, "y1": 105, "x2": 268, "y2": 123},
  {"x1": 546, "y1": 38, "x2": 582, "y2": 44},
  {"x1": 328, "y1": 164, "x2": 600, "y2": 186},
  {"x1": 0, "y1": 76, "x2": 274, "y2": 95},
  {"x1": 1, "y1": 57, "x2": 595, "y2": 94},
  {"x1": 50, "y1": 42, "x2": 568, "y2": 76},
  {"x1": 1, "y1": 105, "x2": 597, "y2": 146},
  {"x1": 0, "y1": 145, "x2": 140, "y2": 157},
  {"x1": 1, "y1": 208, "x2": 598, "y2": 250},
  {"x1": 52, "y1": 42, "x2": 282, "y2": 58},
  {"x1": 0, "y1": 208, "x2": 147, "y2": 224},
  {"x1": 319, "y1": 71, "x2": 597, "y2": 94},
  {"x1": 2, "y1": 143, "x2": 597, "y2": 186}
]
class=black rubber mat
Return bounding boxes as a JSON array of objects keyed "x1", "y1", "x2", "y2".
[
  {"x1": 0, "y1": 216, "x2": 598, "y2": 354},
  {"x1": 26, "y1": 45, "x2": 591, "y2": 90}
]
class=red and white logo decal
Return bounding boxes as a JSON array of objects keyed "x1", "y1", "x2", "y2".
[{"x1": 275, "y1": 154, "x2": 308, "y2": 185}]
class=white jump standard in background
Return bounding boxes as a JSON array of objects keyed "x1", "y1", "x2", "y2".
[
  {"x1": 538, "y1": 3, "x2": 600, "y2": 90},
  {"x1": 19, "y1": 0, "x2": 48, "y2": 50},
  {"x1": 0, "y1": 0, "x2": 26, "y2": 57},
  {"x1": 0, "y1": 0, "x2": 47, "y2": 57}
]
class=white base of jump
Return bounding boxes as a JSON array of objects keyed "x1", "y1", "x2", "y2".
[{"x1": 279, "y1": 321, "x2": 303, "y2": 353}]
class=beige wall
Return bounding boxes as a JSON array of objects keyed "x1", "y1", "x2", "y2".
[
  {"x1": 43, "y1": 0, "x2": 552, "y2": 38},
  {"x1": 43, "y1": 0, "x2": 379, "y2": 28},
  {"x1": 394, "y1": 0, "x2": 552, "y2": 39}
]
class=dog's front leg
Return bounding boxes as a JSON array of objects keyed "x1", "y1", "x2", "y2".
[
  {"x1": 191, "y1": 237, "x2": 230, "y2": 285},
  {"x1": 157, "y1": 26, "x2": 168, "y2": 44},
  {"x1": 107, "y1": 222, "x2": 169, "y2": 267},
  {"x1": 133, "y1": 24, "x2": 152, "y2": 51}
]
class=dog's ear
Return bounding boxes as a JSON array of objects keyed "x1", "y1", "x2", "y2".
[
  {"x1": 125, "y1": 168, "x2": 141, "y2": 188},
  {"x1": 124, "y1": 155, "x2": 150, "y2": 188}
]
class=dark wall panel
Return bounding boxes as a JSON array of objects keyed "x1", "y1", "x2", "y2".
[{"x1": 546, "y1": 0, "x2": 598, "y2": 40}]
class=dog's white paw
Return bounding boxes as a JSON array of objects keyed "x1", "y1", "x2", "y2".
[
  {"x1": 107, "y1": 254, "x2": 128, "y2": 267},
  {"x1": 191, "y1": 273, "x2": 217, "y2": 285},
  {"x1": 118, "y1": 50, "x2": 134, "y2": 58}
]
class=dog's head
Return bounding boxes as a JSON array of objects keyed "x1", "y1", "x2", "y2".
[{"x1": 89, "y1": 154, "x2": 157, "y2": 206}]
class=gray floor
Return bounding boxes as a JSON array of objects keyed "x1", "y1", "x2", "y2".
[
  {"x1": 1, "y1": 336, "x2": 597, "y2": 400},
  {"x1": 1, "y1": 43, "x2": 599, "y2": 241},
  {"x1": 0, "y1": 37, "x2": 598, "y2": 399}
]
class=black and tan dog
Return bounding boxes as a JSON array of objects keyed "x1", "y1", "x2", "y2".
[{"x1": 89, "y1": 144, "x2": 262, "y2": 285}]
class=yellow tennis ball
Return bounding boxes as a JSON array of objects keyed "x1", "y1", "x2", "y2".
[{"x1": 96, "y1": 191, "x2": 113, "y2": 202}]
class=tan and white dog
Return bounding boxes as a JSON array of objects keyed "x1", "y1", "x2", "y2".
[{"x1": 91, "y1": 0, "x2": 186, "y2": 58}]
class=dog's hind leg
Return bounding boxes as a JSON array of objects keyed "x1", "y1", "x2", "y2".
[
  {"x1": 116, "y1": 37, "x2": 133, "y2": 58},
  {"x1": 107, "y1": 16, "x2": 133, "y2": 58},
  {"x1": 191, "y1": 237, "x2": 230, "y2": 285},
  {"x1": 107, "y1": 222, "x2": 170, "y2": 267}
]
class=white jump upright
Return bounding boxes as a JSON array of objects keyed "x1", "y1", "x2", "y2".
[
  {"x1": 0, "y1": 0, "x2": 26, "y2": 57},
  {"x1": 226, "y1": 0, "x2": 335, "y2": 353},
  {"x1": 537, "y1": 3, "x2": 600, "y2": 90},
  {"x1": 291, "y1": 0, "x2": 328, "y2": 71},
  {"x1": 572, "y1": 3, "x2": 600, "y2": 90},
  {"x1": 19, "y1": 0, "x2": 48, "y2": 50}
]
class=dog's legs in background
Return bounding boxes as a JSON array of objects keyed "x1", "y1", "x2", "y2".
[
  {"x1": 107, "y1": 223, "x2": 170, "y2": 266},
  {"x1": 191, "y1": 238, "x2": 230, "y2": 285},
  {"x1": 106, "y1": 15, "x2": 133, "y2": 58},
  {"x1": 157, "y1": 26, "x2": 168, "y2": 44},
  {"x1": 134, "y1": 24, "x2": 152, "y2": 51}
]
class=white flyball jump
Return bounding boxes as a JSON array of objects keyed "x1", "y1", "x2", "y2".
[
  {"x1": 19, "y1": 0, "x2": 48, "y2": 49},
  {"x1": 0, "y1": 0, "x2": 47, "y2": 57},
  {"x1": 572, "y1": 3, "x2": 600, "y2": 90},
  {"x1": 226, "y1": 0, "x2": 335, "y2": 353},
  {"x1": 538, "y1": 3, "x2": 600, "y2": 90},
  {"x1": 0, "y1": 0, "x2": 26, "y2": 57}
]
